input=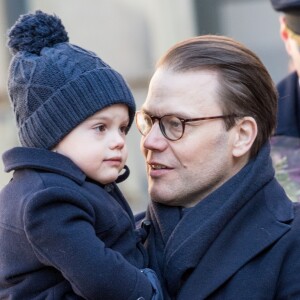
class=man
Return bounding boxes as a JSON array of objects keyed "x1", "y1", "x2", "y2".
[
  {"x1": 271, "y1": 0, "x2": 300, "y2": 136},
  {"x1": 135, "y1": 35, "x2": 300, "y2": 299}
]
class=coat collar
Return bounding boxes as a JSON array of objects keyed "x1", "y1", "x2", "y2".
[
  {"x1": 147, "y1": 143, "x2": 294, "y2": 298},
  {"x1": 177, "y1": 179, "x2": 293, "y2": 299},
  {"x1": 3, "y1": 147, "x2": 86, "y2": 185}
]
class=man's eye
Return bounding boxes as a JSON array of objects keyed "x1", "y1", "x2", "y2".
[
  {"x1": 169, "y1": 120, "x2": 181, "y2": 128},
  {"x1": 167, "y1": 118, "x2": 182, "y2": 131}
]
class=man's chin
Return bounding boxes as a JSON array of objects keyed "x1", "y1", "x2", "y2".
[{"x1": 149, "y1": 189, "x2": 178, "y2": 206}]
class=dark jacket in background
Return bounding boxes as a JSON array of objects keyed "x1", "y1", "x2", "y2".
[
  {"x1": 0, "y1": 147, "x2": 153, "y2": 300},
  {"x1": 276, "y1": 71, "x2": 300, "y2": 136},
  {"x1": 145, "y1": 143, "x2": 300, "y2": 299}
]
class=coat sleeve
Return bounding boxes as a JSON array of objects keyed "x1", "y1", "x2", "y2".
[{"x1": 23, "y1": 187, "x2": 153, "y2": 300}]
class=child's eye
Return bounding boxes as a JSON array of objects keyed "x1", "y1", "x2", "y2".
[
  {"x1": 95, "y1": 124, "x2": 106, "y2": 132},
  {"x1": 120, "y1": 125, "x2": 129, "y2": 135}
]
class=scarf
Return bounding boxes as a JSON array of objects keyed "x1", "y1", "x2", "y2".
[{"x1": 146, "y1": 143, "x2": 274, "y2": 298}]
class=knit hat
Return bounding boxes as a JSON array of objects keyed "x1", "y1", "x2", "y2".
[{"x1": 7, "y1": 10, "x2": 136, "y2": 149}]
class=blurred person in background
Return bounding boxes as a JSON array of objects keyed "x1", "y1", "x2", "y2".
[
  {"x1": 271, "y1": 0, "x2": 300, "y2": 136},
  {"x1": 135, "y1": 35, "x2": 300, "y2": 299}
]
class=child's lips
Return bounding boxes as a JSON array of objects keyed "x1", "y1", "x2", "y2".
[{"x1": 104, "y1": 157, "x2": 122, "y2": 166}]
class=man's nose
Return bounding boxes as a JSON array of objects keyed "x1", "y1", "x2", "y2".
[{"x1": 142, "y1": 122, "x2": 167, "y2": 151}]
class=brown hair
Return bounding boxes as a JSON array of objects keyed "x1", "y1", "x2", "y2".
[{"x1": 156, "y1": 35, "x2": 278, "y2": 157}]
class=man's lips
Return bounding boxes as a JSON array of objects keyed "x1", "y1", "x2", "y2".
[
  {"x1": 150, "y1": 164, "x2": 168, "y2": 170},
  {"x1": 147, "y1": 162, "x2": 172, "y2": 176}
]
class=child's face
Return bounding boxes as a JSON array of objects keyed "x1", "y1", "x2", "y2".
[{"x1": 54, "y1": 104, "x2": 130, "y2": 184}]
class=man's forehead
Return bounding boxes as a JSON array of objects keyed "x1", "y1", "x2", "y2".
[
  {"x1": 144, "y1": 68, "x2": 221, "y2": 112},
  {"x1": 142, "y1": 94, "x2": 222, "y2": 118},
  {"x1": 149, "y1": 68, "x2": 219, "y2": 93}
]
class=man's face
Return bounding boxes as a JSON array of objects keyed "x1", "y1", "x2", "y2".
[{"x1": 140, "y1": 68, "x2": 242, "y2": 207}]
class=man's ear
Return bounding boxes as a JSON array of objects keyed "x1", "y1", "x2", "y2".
[{"x1": 231, "y1": 117, "x2": 257, "y2": 158}]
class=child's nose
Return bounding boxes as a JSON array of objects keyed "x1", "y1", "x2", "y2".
[{"x1": 110, "y1": 132, "x2": 125, "y2": 149}]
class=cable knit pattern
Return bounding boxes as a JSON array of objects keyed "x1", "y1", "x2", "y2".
[{"x1": 7, "y1": 10, "x2": 135, "y2": 149}]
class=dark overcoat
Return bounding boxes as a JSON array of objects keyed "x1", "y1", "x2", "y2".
[
  {"x1": 145, "y1": 144, "x2": 300, "y2": 299},
  {"x1": 0, "y1": 147, "x2": 153, "y2": 300}
]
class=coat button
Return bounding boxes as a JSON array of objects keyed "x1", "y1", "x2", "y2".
[
  {"x1": 104, "y1": 184, "x2": 113, "y2": 192},
  {"x1": 141, "y1": 219, "x2": 151, "y2": 234}
]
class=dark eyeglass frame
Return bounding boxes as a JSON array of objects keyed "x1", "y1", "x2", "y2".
[{"x1": 135, "y1": 111, "x2": 240, "y2": 141}]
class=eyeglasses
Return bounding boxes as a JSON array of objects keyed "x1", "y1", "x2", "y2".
[{"x1": 135, "y1": 110, "x2": 239, "y2": 141}]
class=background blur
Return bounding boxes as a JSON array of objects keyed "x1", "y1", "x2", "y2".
[{"x1": 0, "y1": 0, "x2": 289, "y2": 212}]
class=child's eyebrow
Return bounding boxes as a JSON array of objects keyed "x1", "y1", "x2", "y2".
[{"x1": 87, "y1": 115, "x2": 130, "y2": 122}]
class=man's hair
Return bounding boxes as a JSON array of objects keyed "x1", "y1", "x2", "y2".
[{"x1": 156, "y1": 35, "x2": 277, "y2": 157}]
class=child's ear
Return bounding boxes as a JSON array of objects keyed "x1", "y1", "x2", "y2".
[{"x1": 231, "y1": 117, "x2": 257, "y2": 158}]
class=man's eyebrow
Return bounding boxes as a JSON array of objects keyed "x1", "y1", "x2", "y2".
[
  {"x1": 140, "y1": 108, "x2": 150, "y2": 114},
  {"x1": 140, "y1": 108, "x2": 193, "y2": 119}
]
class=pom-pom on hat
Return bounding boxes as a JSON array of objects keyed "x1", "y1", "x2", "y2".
[{"x1": 7, "y1": 10, "x2": 135, "y2": 149}]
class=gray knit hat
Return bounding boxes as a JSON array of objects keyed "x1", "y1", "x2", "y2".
[{"x1": 7, "y1": 10, "x2": 136, "y2": 149}]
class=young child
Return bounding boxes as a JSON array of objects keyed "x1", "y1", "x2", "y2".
[{"x1": 0, "y1": 10, "x2": 161, "y2": 300}]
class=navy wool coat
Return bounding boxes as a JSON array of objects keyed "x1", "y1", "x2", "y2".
[
  {"x1": 276, "y1": 71, "x2": 300, "y2": 137},
  {"x1": 145, "y1": 144, "x2": 300, "y2": 299},
  {"x1": 0, "y1": 147, "x2": 153, "y2": 300}
]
